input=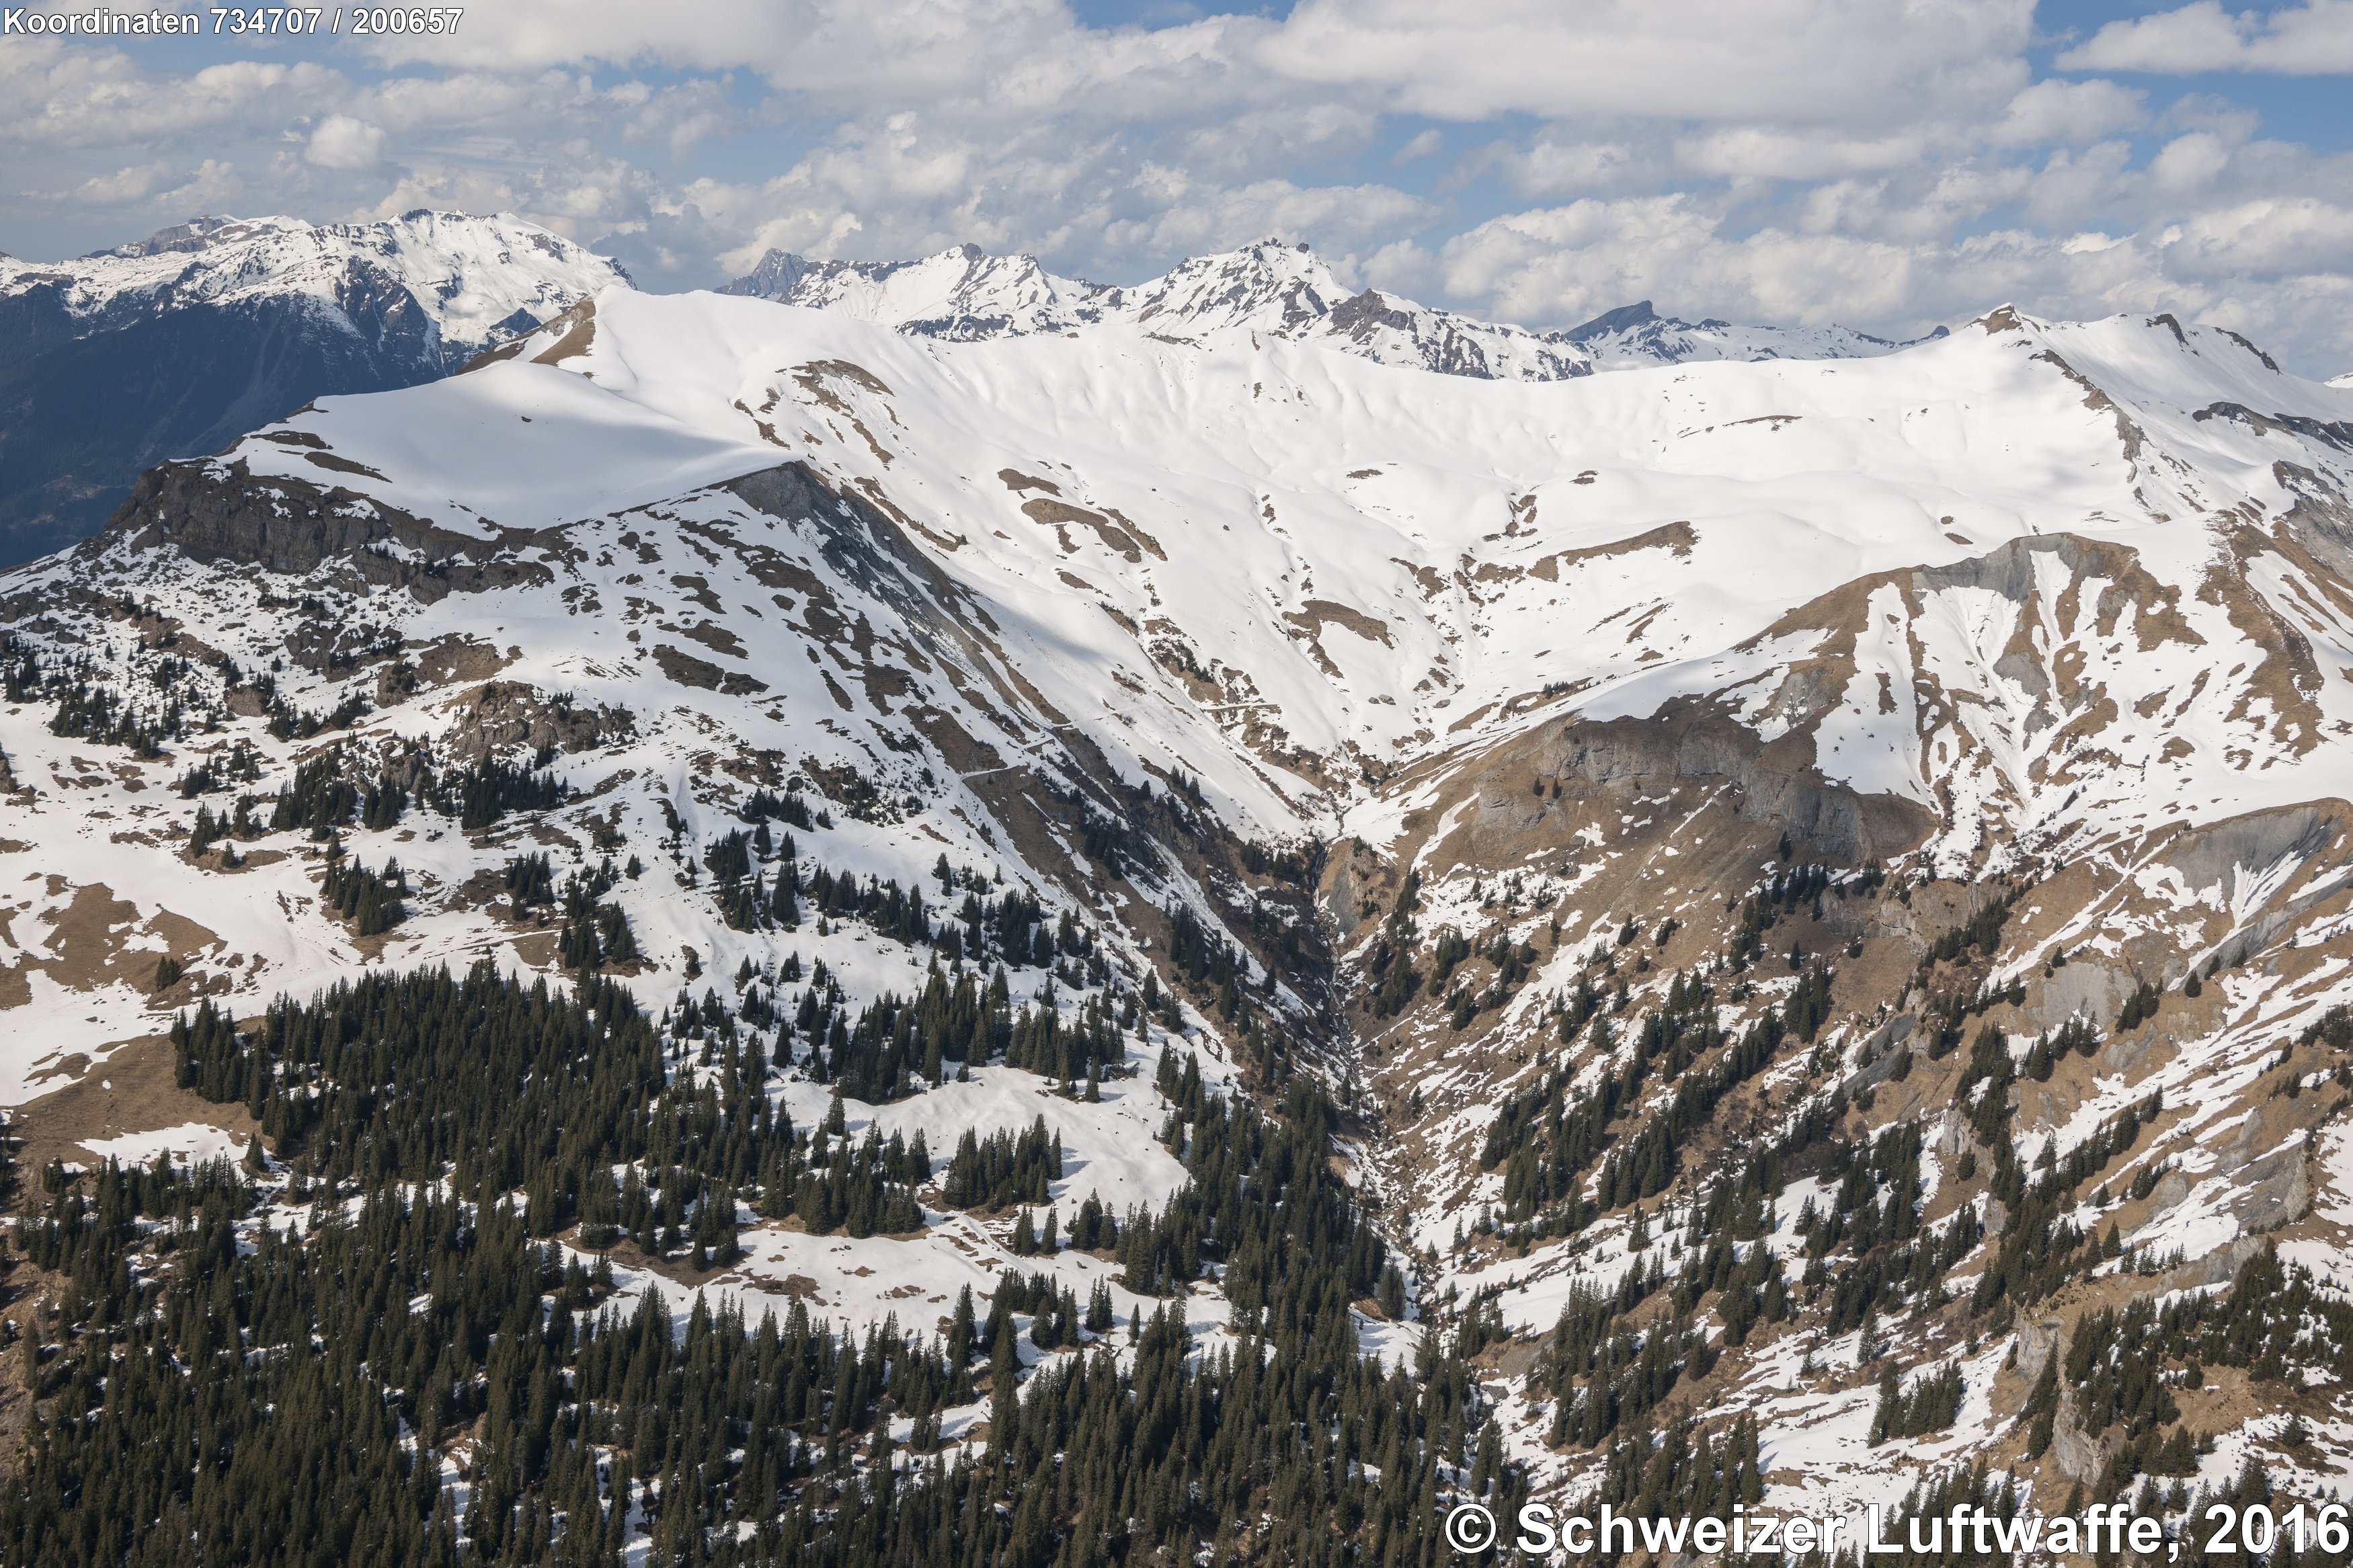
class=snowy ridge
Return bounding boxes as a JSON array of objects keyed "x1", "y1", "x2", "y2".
[
  {"x1": 722, "y1": 243, "x2": 1103, "y2": 343},
  {"x1": 723, "y1": 238, "x2": 1932, "y2": 383},
  {"x1": 0, "y1": 210, "x2": 628, "y2": 366},
  {"x1": 214, "y1": 288, "x2": 2353, "y2": 856},
  {"x1": 1564, "y1": 297, "x2": 1948, "y2": 368}
]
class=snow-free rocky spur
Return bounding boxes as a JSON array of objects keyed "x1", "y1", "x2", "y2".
[{"x1": 3, "y1": 243, "x2": 2353, "y2": 1567}]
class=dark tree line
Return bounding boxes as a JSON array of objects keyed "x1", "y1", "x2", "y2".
[
  {"x1": 702, "y1": 829, "x2": 1097, "y2": 981},
  {"x1": 185, "y1": 740, "x2": 564, "y2": 854},
  {"x1": 5, "y1": 961, "x2": 1533, "y2": 1568},
  {"x1": 319, "y1": 839, "x2": 407, "y2": 934},
  {"x1": 1478, "y1": 964, "x2": 1832, "y2": 1236}
]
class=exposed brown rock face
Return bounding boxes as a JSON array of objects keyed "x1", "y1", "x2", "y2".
[
  {"x1": 442, "y1": 681, "x2": 635, "y2": 759},
  {"x1": 81, "y1": 458, "x2": 552, "y2": 599}
]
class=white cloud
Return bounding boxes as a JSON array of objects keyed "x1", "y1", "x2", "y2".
[
  {"x1": 2149, "y1": 130, "x2": 2233, "y2": 194},
  {"x1": 1257, "y1": 0, "x2": 2034, "y2": 127},
  {"x1": 1989, "y1": 78, "x2": 2145, "y2": 146},
  {"x1": 356, "y1": 0, "x2": 1226, "y2": 107},
  {"x1": 1494, "y1": 136, "x2": 1643, "y2": 198},
  {"x1": 0, "y1": 49, "x2": 344, "y2": 149},
  {"x1": 1434, "y1": 194, "x2": 1928, "y2": 331},
  {"x1": 619, "y1": 80, "x2": 743, "y2": 156},
  {"x1": 1390, "y1": 128, "x2": 1443, "y2": 165},
  {"x1": 354, "y1": 0, "x2": 2041, "y2": 137},
  {"x1": 2165, "y1": 196, "x2": 2353, "y2": 278},
  {"x1": 306, "y1": 116, "x2": 385, "y2": 171},
  {"x1": 355, "y1": 70, "x2": 586, "y2": 135},
  {"x1": 1674, "y1": 126, "x2": 1927, "y2": 181},
  {"x1": 72, "y1": 161, "x2": 169, "y2": 204},
  {"x1": 2057, "y1": 1, "x2": 2353, "y2": 76},
  {"x1": 153, "y1": 159, "x2": 239, "y2": 211}
]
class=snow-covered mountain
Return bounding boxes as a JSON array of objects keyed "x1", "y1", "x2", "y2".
[
  {"x1": 721, "y1": 243, "x2": 1096, "y2": 342},
  {"x1": 1562, "y1": 296, "x2": 1947, "y2": 367},
  {"x1": 7, "y1": 282, "x2": 2353, "y2": 1538},
  {"x1": 1, "y1": 210, "x2": 623, "y2": 362},
  {"x1": 0, "y1": 210, "x2": 627, "y2": 565},
  {"x1": 723, "y1": 237, "x2": 1936, "y2": 383}
]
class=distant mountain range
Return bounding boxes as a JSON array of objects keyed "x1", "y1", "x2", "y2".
[
  {"x1": 0, "y1": 211, "x2": 625, "y2": 564},
  {"x1": 721, "y1": 237, "x2": 1944, "y2": 378}
]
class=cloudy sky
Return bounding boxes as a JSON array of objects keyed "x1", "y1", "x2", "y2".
[{"x1": 6, "y1": 0, "x2": 2353, "y2": 373}]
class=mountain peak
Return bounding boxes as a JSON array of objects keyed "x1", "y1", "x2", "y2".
[
  {"x1": 107, "y1": 214, "x2": 256, "y2": 257},
  {"x1": 1564, "y1": 300, "x2": 1659, "y2": 341},
  {"x1": 1117, "y1": 239, "x2": 1349, "y2": 334},
  {"x1": 723, "y1": 243, "x2": 1090, "y2": 341},
  {"x1": 721, "y1": 248, "x2": 820, "y2": 300}
]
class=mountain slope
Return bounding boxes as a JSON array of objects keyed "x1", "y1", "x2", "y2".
[
  {"x1": 724, "y1": 238, "x2": 1940, "y2": 384},
  {"x1": 0, "y1": 211, "x2": 627, "y2": 566},
  {"x1": 5, "y1": 288, "x2": 2353, "y2": 1543}
]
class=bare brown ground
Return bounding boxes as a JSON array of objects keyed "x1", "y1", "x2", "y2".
[{"x1": 5, "y1": 1033, "x2": 258, "y2": 1182}]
